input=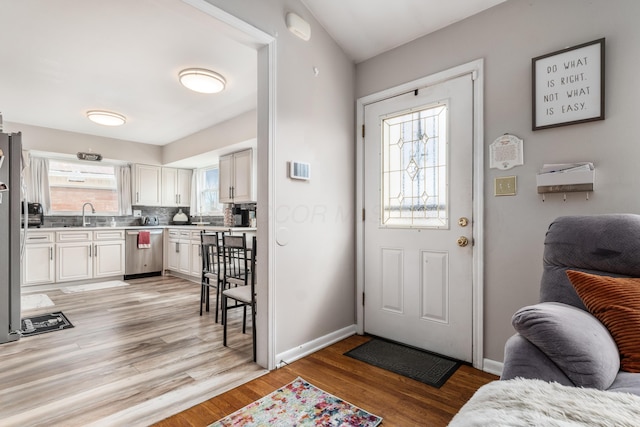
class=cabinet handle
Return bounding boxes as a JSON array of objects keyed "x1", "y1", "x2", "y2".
[
  {"x1": 178, "y1": 194, "x2": 181, "y2": 204},
  {"x1": 89, "y1": 245, "x2": 92, "y2": 257},
  {"x1": 95, "y1": 244, "x2": 97, "y2": 257},
  {"x1": 136, "y1": 192, "x2": 139, "y2": 203},
  {"x1": 176, "y1": 242, "x2": 179, "y2": 253},
  {"x1": 49, "y1": 247, "x2": 53, "y2": 260}
]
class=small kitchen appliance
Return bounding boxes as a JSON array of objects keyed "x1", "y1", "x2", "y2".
[
  {"x1": 233, "y1": 206, "x2": 252, "y2": 227},
  {"x1": 140, "y1": 216, "x2": 159, "y2": 226},
  {"x1": 22, "y1": 202, "x2": 43, "y2": 227}
]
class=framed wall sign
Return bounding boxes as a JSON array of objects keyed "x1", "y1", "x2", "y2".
[{"x1": 532, "y1": 38, "x2": 605, "y2": 131}]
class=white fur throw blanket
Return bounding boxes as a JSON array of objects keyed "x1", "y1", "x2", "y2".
[{"x1": 449, "y1": 378, "x2": 640, "y2": 427}]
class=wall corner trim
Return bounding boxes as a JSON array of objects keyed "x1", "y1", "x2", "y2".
[{"x1": 275, "y1": 325, "x2": 357, "y2": 368}]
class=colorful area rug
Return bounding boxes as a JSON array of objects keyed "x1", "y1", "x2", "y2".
[
  {"x1": 21, "y1": 312, "x2": 74, "y2": 337},
  {"x1": 210, "y1": 377, "x2": 382, "y2": 427},
  {"x1": 345, "y1": 338, "x2": 460, "y2": 388}
]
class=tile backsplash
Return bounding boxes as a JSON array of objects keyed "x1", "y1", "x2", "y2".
[{"x1": 40, "y1": 206, "x2": 224, "y2": 228}]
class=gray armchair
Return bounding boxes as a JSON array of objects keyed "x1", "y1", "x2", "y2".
[{"x1": 501, "y1": 214, "x2": 640, "y2": 395}]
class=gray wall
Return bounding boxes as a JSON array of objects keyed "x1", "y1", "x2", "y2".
[
  {"x1": 357, "y1": 0, "x2": 640, "y2": 362},
  {"x1": 5, "y1": 121, "x2": 163, "y2": 164},
  {"x1": 205, "y1": 1, "x2": 357, "y2": 356}
]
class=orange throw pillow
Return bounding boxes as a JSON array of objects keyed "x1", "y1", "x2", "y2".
[{"x1": 566, "y1": 270, "x2": 640, "y2": 373}]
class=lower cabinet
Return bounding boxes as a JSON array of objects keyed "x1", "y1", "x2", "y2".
[
  {"x1": 191, "y1": 241, "x2": 202, "y2": 277},
  {"x1": 165, "y1": 228, "x2": 255, "y2": 281},
  {"x1": 166, "y1": 229, "x2": 197, "y2": 277},
  {"x1": 94, "y1": 240, "x2": 126, "y2": 278},
  {"x1": 55, "y1": 230, "x2": 125, "y2": 283},
  {"x1": 57, "y1": 241, "x2": 93, "y2": 282},
  {"x1": 23, "y1": 231, "x2": 56, "y2": 286}
]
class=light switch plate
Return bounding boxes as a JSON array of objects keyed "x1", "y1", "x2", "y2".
[{"x1": 495, "y1": 176, "x2": 517, "y2": 196}]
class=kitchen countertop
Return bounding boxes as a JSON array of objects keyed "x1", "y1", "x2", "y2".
[{"x1": 28, "y1": 225, "x2": 257, "y2": 232}]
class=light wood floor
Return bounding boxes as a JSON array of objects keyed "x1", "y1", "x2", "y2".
[
  {"x1": 0, "y1": 276, "x2": 266, "y2": 427},
  {"x1": 155, "y1": 335, "x2": 499, "y2": 427}
]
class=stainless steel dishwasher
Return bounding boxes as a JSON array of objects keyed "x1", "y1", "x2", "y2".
[{"x1": 124, "y1": 228, "x2": 164, "y2": 279}]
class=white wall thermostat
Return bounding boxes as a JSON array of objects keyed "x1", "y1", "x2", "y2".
[{"x1": 289, "y1": 161, "x2": 311, "y2": 181}]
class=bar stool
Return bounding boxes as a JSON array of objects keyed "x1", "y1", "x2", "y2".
[
  {"x1": 221, "y1": 234, "x2": 257, "y2": 361},
  {"x1": 200, "y1": 231, "x2": 224, "y2": 322}
]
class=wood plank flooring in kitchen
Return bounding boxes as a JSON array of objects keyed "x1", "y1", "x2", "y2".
[{"x1": 0, "y1": 276, "x2": 266, "y2": 427}]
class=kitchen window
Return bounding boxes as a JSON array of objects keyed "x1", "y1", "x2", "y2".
[
  {"x1": 193, "y1": 166, "x2": 222, "y2": 215},
  {"x1": 48, "y1": 159, "x2": 119, "y2": 214}
]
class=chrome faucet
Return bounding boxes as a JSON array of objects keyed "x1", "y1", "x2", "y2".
[{"x1": 82, "y1": 202, "x2": 96, "y2": 227}]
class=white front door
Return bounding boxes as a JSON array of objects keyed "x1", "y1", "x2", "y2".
[{"x1": 363, "y1": 73, "x2": 474, "y2": 362}]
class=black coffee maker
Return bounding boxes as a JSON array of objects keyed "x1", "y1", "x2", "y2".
[
  {"x1": 232, "y1": 206, "x2": 250, "y2": 227},
  {"x1": 22, "y1": 202, "x2": 44, "y2": 227}
]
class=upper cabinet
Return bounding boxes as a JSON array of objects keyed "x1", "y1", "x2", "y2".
[
  {"x1": 133, "y1": 164, "x2": 192, "y2": 207},
  {"x1": 219, "y1": 149, "x2": 255, "y2": 204},
  {"x1": 133, "y1": 164, "x2": 162, "y2": 206},
  {"x1": 161, "y1": 168, "x2": 192, "y2": 207}
]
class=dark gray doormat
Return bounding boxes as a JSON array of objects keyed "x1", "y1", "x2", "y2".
[
  {"x1": 345, "y1": 338, "x2": 460, "y2": 388},
  {"x1": 21, "y1": 312, "x2": 74, "y2": 337}
]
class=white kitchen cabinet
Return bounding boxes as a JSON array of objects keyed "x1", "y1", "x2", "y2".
[
  {"x1": 191, "y1": 241, "x2": 202, "y2": 277},
  {"x1": 23, "y1": 231, "x2": 56, "y2": 286},
  {"x1": 93, "y1": 230, "x2": 126, "y2": 278},
  {"x1": 133, "y1": 164, "x2": 162, "y2": 206},
  {"x1": 57, "y1": 241, "x2": 93, "y2": 282},
  {"x1": 219, "y1": 149, "x2": 255, "y2": 203},
  {"x1": 55, "y1": 230, "x2": 125, "y2": 283},
  {"x1": 167, "y1": 240, "x2": 179, "y2": 271},
  {"x1": 166, "y1": 229, "x2": 192, "y2": 275},
  {"x1": 166, "y1": 229, "x2": 202, "y2": 279},
  {"x1": 161, "y1": 168, "x2": 192, "y2": 207},
  {"x1": 178, "y1": 240, "x2": 190, "y2": 275},
  {"x1": 166, "y1": 229, "x2": 180, "y2": 271},
  {"x1": 177, "y1": 169, "x2": 192, "y2": 206}
]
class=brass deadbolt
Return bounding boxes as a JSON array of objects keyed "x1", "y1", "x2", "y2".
[
  {"x1": 458, "y1": 217, "x2": 469, "y2": 227},
  {"x1": 457, "y1": 236, "x2": 469, "y2": 247}
]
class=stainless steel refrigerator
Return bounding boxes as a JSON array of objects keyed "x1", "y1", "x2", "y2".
[{"x1": 0, "y1": 132, "x2": 23, "y2": 344}]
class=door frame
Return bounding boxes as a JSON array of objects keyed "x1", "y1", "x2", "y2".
[
  {"x1": 355, "y1": 59, "x2": 485, "y2": 369},
  {"x1": 183, "y1": 0, "x2": 276, "y2": 369}
]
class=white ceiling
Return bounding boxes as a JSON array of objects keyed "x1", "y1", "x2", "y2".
[
  {"x1": 0, "y1": 0, "x2": 506, "y2": 153},
  {"x1": 0, "y1": 0, "x2": 258, "y2": 146},
  {"x1": 301, "y1": 0, "x2": 508, "y2": 63}
]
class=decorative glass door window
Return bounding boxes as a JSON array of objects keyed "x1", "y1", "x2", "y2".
[{"x1": 381, "y1": 103, "x2": 448, "y2": 228}]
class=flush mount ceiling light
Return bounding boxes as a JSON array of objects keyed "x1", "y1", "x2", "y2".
[
  {"x1": 86, "y1": 110, "x2": 126, "y2": 126},
  {"x1": 179, "y1": 68, "x2": 226, "y2": 94}
]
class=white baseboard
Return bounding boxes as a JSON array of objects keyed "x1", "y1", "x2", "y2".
[
  {"x1": 276, "y1": 325, "x2": 357, "y2": 368},
  {"x1": 483, "y1": 358, "x2": 503, "y2": 377}
]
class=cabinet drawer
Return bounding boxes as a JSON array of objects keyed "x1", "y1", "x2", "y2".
[
  {"x1": 168, "y1": 229, "x2": 181, "y2": 238},
  {"x1": 25, "y1": 231, "x2": 55, "y2": 243},
  {"x1": 179, "y1": 231, "x2": 191, "y2": 239},
  {"x1": 189, "y1": 231, "x2": 202, "y2": 241},
  {"x1": 93, "y1": 229, "x2": 125, "y2": 241},
  {"x1": 57, "y1": 230, "x2": 92, "y2": 242}
]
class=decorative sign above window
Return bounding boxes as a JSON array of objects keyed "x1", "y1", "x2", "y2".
[{"x1": 532, "y1": 38, "x2": 605, "y2": 131}]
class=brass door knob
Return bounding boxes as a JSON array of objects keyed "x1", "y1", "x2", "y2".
[
  {"x1": 458, "y1": 217, "x2": 469, "y2": 227},
  {"x1": 457, "y1": 236, "x2": 469, "y2": 247}
]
